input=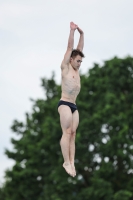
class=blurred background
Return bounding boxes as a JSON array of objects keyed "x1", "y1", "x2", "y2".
[{"x1": 0, "y1": 0, "x2": 133, "y2": 199}]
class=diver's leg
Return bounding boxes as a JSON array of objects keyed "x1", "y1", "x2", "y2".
[
  {"x1": 69, "y1": 110, "x2": 79, "y2": 176},
  {"x1": 58, "y1": 105, "x2": 74, "y2": 176}
]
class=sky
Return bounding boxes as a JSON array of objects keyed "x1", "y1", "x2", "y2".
[{"x1": 0, "y1": 0, "x2": 133, "y2": 185}]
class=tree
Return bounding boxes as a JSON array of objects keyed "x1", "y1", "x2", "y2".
[
  {"x1": 2, "y1": 57, "x2": 133, "y2": 200},
  {"x1": 0, "y1": 187, "x2": 5, "y2": 200}
]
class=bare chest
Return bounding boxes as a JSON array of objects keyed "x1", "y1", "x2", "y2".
[{"x1": 63, "y1": 69, "x2": 80, "y2": 83}]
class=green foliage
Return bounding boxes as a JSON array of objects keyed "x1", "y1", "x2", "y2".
[
  {"x1": 114, "y1": 190, "x2": 132, "y2": 200},
  {"x1": 0, "y1": 187, "x2": 5, "y2": 200},
  {"x1": 2, "y1": 56, "x2": 133, "y2": 200}
]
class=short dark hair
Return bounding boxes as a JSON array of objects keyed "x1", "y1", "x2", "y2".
[{"x1": 71, "y1": 49, "x2": 85, "y2": 59}]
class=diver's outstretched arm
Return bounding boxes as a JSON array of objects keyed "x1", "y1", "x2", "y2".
[{"x1": 77, "y1": 26, "x2": 84, "y2": 51}]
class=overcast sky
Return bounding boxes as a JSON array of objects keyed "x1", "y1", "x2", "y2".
[{"x1": 0, "y1": 0, "x2": 133, "y2": 185}]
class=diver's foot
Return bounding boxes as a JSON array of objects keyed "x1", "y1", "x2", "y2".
[
  {"x1": 63, "y1": 162, "x2": 74, "y2": 177},
  {"x1": 71, "y1": 164, "x2": 76, "y2": 177}
]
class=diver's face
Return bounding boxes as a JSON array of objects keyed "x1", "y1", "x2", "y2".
[{"x1": 70, "y1": 55, "x2": 82, "y2": 70}]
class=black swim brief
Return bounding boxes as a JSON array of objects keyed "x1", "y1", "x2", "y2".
[{"x1": 57, "y1": 100, "x2": 78, "y2": 113}]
